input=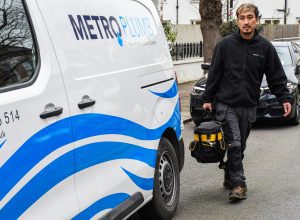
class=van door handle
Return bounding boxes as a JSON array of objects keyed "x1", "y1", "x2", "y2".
[
  {"x1": 40, "y1": 107, "x2": 63, "y2": 119},
  {"x1": 78, "y1": 99, "x2": 96, "y2": 109}
]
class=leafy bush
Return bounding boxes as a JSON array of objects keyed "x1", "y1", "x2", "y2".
[
  {"x1": 163, "y1": 21, "x2": 177, "y2": 43},
  {"x1": 219, "y1": 20, "x2": 239, "y2": 37}
]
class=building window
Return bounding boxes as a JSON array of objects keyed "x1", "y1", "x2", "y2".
[
  {"x1": 264, "y1": 19, "x2": 280, "y2": 24},
  {"x1": 191, "y1": 20, "x2": 201, "y2": 25},
  {"x1": 265, "y1": 20, "x2": 271, "y2": 24}
]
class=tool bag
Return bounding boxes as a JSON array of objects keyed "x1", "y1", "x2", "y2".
[{"x1": 189, "y1": 120, "x2": 226, "y2": 164}]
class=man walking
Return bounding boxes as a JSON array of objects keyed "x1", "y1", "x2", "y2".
[{"x1": 202, "y1": 3, "x2": 292, "y2": 201}]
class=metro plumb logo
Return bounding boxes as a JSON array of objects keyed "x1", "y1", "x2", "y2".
[{"x1": 68, "y1": 15, "x2": 154, "y2": 46}]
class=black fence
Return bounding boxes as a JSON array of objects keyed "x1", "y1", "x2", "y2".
[{"x1": 171, "y1": 42, "x2": 203, "y2": 61}]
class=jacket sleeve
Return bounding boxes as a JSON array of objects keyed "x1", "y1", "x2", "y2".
[
  {"x1": 265, "y1": 43, "x2": 292, "y2": 104},
  {"x1": 203, "y1": 42, "x2": 223, "y2": 103}
]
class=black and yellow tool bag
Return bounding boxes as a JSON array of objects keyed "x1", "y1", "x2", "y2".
[{"x1": 189, "y1": 121, "x2": 226, "y2": 163}]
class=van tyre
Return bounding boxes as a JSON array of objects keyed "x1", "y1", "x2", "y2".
[{"x1": 139, "y1": 138, "x2": 180, "y2": 220}]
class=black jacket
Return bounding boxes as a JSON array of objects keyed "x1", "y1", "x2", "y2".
[{"x1": 203, "y1": 30, "x2": 291, "y2": 107}]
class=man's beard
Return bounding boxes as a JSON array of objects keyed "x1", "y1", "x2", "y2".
[
  {"x1": 242, "y1": 27, "x2": 254, "y2": 35},
  {"x1": 243, "y1": 31, "x2": 253, "y2": 35}
]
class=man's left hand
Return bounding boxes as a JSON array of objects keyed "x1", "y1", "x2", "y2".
[{"x1": 283, "y1": 102, "x2": 292, "y2": 117}]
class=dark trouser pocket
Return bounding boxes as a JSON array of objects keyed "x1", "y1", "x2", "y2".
[{"x1": 215, "y1": 102, "x2": 228, "y2": 122}]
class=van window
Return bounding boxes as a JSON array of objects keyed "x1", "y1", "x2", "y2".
[{"x1": 0, "y1": 0, "x2": 37, "y2": 89}]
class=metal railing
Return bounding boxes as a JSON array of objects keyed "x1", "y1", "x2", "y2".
[{"x1": 171, "y1": 41, "x2": 203, "y2": 61}]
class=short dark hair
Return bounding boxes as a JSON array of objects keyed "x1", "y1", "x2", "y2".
[{"x1": 236, "y1": 3, "x2": 259, "y2": 18}]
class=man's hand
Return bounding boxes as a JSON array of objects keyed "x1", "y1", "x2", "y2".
[
  {"x1": 203, "y1": 103, "x2": 212, "y2": 112},
  {"x1": 283, "y1": 102, "x2": 292, "y2": 117}
]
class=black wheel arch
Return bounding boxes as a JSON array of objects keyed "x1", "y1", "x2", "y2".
[{"x1": 162, "y1": 128, "x2": 184, "y2": 172}]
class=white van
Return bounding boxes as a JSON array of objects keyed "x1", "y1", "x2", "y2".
[{"x1": 0, "y1": 0, "x2": 184, "y2": 219}]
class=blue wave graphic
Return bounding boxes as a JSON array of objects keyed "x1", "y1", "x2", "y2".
[
  {"x1": 0, "y1": 101, "x2": 180, "y2": 202},
  {"x1": 121, "y1": 167, "x2": 154, "y2": 190},
  {"x1": 71, "y1": 193, "x2": 130, "y2": 220},
  {"x1": 149, "y1": 81, "x2": 178, "y2": 98},
  {"x1": 0, "y1": 139, "x2": 7, "y2": 149},
  {"x1": 0, "y1": 142, "x2": 156, "y2": 219},
  {"x1": 0, "y1": 119, "x2": 74, "y2": 200},
  {"x1": 117, "y1": 33, "x2": 123, "y2": 47}
]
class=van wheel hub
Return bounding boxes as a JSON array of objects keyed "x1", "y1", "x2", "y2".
[{"x1": 158, "y1": 151, "x2": 176, "y2": 206}]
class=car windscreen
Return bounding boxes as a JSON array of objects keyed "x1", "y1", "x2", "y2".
[{"x1": 274, "y1": 46, "x2": 292, "y2": 66}]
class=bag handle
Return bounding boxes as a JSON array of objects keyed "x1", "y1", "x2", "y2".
[{"x1": 198, "y1": 108, "x2": 218, "y2": 122}]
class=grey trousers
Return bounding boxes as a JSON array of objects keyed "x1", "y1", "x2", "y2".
[{"x1": 215, "y1": 103, "x2": 256, "y2": 187}]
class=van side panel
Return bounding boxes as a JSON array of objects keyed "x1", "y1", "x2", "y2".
[{"x1": 35, "y1": 0, "x2": 180, "y2": 219}]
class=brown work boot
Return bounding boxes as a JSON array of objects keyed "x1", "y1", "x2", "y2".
[{"x1": 229, "y1": 186, "x2": 247, "y2": 201}]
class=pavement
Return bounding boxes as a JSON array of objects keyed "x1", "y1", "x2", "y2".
[{"x1": 178, "y1": 80, "x2": 196, "y2": 124}]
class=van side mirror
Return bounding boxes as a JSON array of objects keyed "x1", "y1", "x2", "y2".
[{"x1": 201, "y1": 63, "x2": 210, "y2": 71}]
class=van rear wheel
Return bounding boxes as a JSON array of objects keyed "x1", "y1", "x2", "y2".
[{"x1": 139, "y1": 137, "x2": 180, "y2": 220}]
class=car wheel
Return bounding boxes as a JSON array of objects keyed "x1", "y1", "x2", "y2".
[
  {"x1": 139, "y1": 138, "x2": 180, "y2": 220},
  {"x1": 289, "y1": 94, "x2": 300, "y2": 125}
]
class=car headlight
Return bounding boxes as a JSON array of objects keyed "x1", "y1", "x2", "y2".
[
  {"x1": 191, "y1": 86, "x2": 205, "y2": 95},
  {"x1": 287, "y1": 83, "x2": 297, "y2": 93}
]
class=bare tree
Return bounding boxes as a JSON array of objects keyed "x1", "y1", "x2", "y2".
[
  {"x1": 0, "y1": 0, "x2": 32, "y2": 48},
  {"x1": 199, "y1": 0, "x2": 222, "y2": 63}
]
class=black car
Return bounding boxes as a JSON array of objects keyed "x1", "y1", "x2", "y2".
[{"x1": 190, "y1": 41, "x2": 300, "y2": 126}]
